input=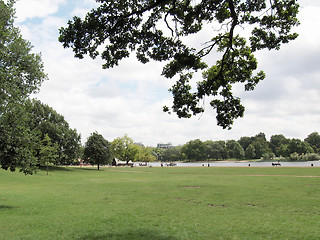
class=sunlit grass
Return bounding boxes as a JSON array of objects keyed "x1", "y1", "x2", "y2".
[{"x1": 1, "y1": 166, "x2": 319, "y2": 239}]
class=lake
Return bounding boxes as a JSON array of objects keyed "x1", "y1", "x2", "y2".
[{"x1": 134, "y1": 161, "x2": 320, "y2": 167}]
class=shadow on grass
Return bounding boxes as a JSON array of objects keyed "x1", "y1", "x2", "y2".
[
  {"x1": 79, "y1": 229, "x2": 178, "y2": 240},
  {"x1": 76, "y1": 167, "x2": 101, "y2": 171},
  {"x1": 39, "y1": 166, "x2": 74, "y2": 172},
  {"x1": 0, "y1": 205, "x2": 14, "y2": 210}
]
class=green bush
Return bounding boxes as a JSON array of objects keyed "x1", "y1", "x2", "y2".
[
  {"x1": 289, "y1": 152, "x2": 300, "y2": 161},
  {"x1": 301, "y1": 153, "x2": 320, "y2": 161},
  {"x1": 289, "y1": 152, "x2": 320, "y2": 161},
  {"x1": 262, "y1": 152, "x2": 275, "y2": 161}
]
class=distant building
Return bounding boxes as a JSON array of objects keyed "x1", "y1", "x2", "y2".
[{"x1": 157, "y1": 143, "x2": 173, "y2": 149}]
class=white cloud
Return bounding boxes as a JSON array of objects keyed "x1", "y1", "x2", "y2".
[{"x1": 15, "y1": 0, "x2": 67, "y2": 22}]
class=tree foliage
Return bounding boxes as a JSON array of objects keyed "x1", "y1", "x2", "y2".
[
  {"x1": 59, "y1": 0, "x2": 299, "y2": 128},
  {"x1": 304, "y1": 132, "x2": 320, "y2": 154},
  {"x1": 160, "y1": 146, "x2": 182, "y2": 162},
  {"x1": 111, "y1": 135, "x2": 139, "y2": 162},
  {"x1": 238, "y1": 137, "x2": 252, "y2": 151},
  {"x1": 245, "y1": 144, "x2": 255, "y2": 159},
  {"x1": 39, "y1": 134, "x2": 58, "y2": 175},
  {"x1": 250, "y1": 132, "x2": 271, "y2": 158},
  {"x1": 181, "y1": 139, "x2": 206, "y2": 161},
  {"x1": 134, "y1": 146, "x2": 157, "y2": 162},
  {"x1": 226, "y1": 140, "x2": 244, "y2": 159},
  {"x1": 205, "y1": 140, "x2": 229, "y2": 160},
  {"x1": 26, "y1": 99, "x2": 81, "y2": 165},
  {"x1": 0, "y1": 102, "x2": 39, "y2": 174},
  {"x1": 83, "y1": 132, "x2": 111, "y2": 170},
  {"x1": 0, "y1": 0, "x2": 47, "y2": 112},
  {"x1": 288, "y1": 138, "x2": 313, "y2": 155},
  {"x1": 0, "y1": 99, "x2": 81, "y2": 174},
  {"x1": 0, "y1": 0, "x2": 47, "y2": 174},
  {"x1": 175, "y1": 132, "x2": 320, "y2": 162},
  {"x1": 269, "y1": 134, "x2": 289, "y2": 157}
]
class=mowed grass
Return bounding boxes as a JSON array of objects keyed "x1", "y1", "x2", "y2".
[{"x1": 0, "y1": 166, "x2": 319, "y2": 240}]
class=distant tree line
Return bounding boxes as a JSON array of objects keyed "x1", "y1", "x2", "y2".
[
  {"x1": 81, "y1": 132, "x2": 320, "y2": 170},
  {"x1": 158, "y1": 132, "x2": 320, "y2": 162}
]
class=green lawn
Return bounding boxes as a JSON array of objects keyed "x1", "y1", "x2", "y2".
[{"x1": 0, "y1": 166, "x2": 319, "y2": 240}]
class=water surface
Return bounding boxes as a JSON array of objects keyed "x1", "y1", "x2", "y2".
[{"x1": 135, "y1": 161, "x2": 320, "y2": 167}]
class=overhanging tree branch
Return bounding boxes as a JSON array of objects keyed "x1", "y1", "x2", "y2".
[{"x1": 59, "y1": 0, "x2": 300, "y2": 129}]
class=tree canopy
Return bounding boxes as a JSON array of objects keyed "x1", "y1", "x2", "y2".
[
  {"x1": 0, "y1": 0, "x2": 47, "y2": 174},
  {"x1": 304, "y1": 132, "x2": 320, "y2": 154},
  {"x1": 39, "y1": 134, "x2": 58, "y2": 175},
  {"x1": 111, "y1": 135, "x2": 139, "y2": 162},
  {"x1": 83, "y1": 132, "x2": 111, "y2": 170},
  {"x1": 181, "y1": 139, "x2": 206, "y2": 161},
  {"x1": 59, "y1": 0, "x2": 299, "y2": 128},
  {"x1": 0, "y1": 99, "x2": 81, "y2": 174},
  {"x1": 0, "y1": 102, "x2": 39, "y2": 174},
  {"x1": 0, "y1": 0, "x2": 47, "y2": 112},
  {"x1": 26, "y1": 99, "x2": 81, "y2": 165},
  {"x1": 134, "y1": 145, "x2": 157, "y2": 162}
]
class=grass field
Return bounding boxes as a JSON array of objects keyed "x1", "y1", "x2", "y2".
[{"x1": 0, "y1": 166, "x2": 319, "y2": 240}]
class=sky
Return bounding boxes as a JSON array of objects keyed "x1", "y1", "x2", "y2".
[{"x1": 12, "y1": 0, "x2": 320, "y2": 146}]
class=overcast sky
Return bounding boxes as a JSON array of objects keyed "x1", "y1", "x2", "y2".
[{"x1": 13, "y1": 0, "x2": 320, "y2": 146}]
